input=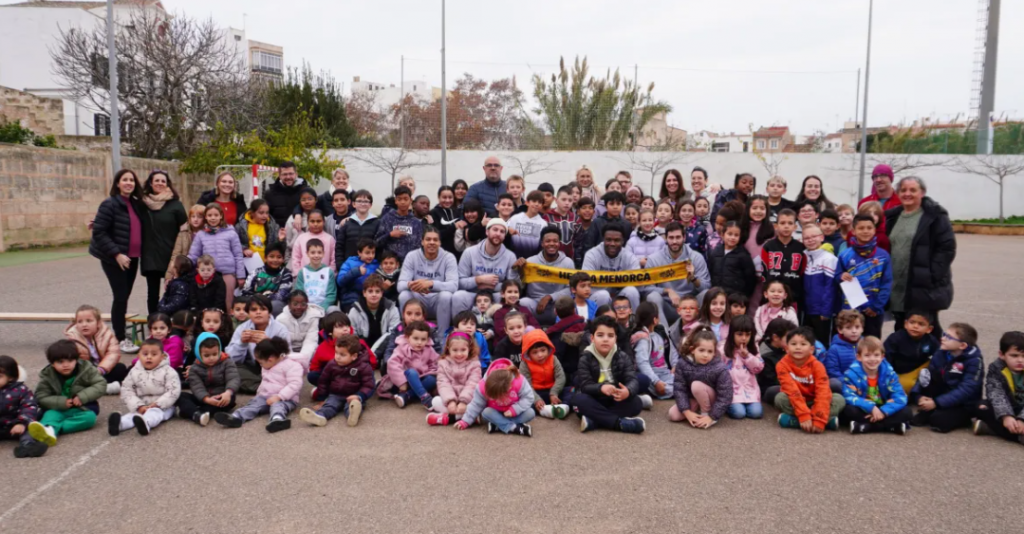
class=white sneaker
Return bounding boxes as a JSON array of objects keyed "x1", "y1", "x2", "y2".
[
  {"x1": 639, "y1": 394, "x2": 653, "y2": 410},
  {"x1": 539, "y1": 405, "x2": 554, "y2": 419},
  {"x1": 430, "y1": 396, "x2": 446, "y2": 413},
  {"x1": 119, "y1": 339, "x2": 139, "y2": 354},
  {"x1": 198, "y1": 412, "x2": 210, "y2": 427},
  {"x1": 106, "y1": 381, "x2": 121, "y2": 395}
]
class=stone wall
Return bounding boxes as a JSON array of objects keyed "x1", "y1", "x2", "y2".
[{"x1": 0, "y1": 86, "x2": 64, "y2": 137}]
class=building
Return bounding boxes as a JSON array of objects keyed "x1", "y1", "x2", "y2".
[
  {"x1": 249, "y1": 40, "x2": 284, "y2": 83},
  {"x1": 635, "y1": 109, "x2": 687, "y2": 151},
  {"x1": 351, "y1": 76, "x2": 438, "y2": 109},
  {"x1": 823, "y1": 132, "x2": 843, "y2": 153},
  {"x1": 753, "y1": 126, "x2": 793, "y2": 153}
]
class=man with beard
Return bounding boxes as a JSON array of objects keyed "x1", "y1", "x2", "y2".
[
  {"x1": 518, "y1": 226, "x2": 575, "y2": 325},
  {"x1": 452, "y1": 219, "x2": 519, "y2": 314},
  {"x1": 264, "y1": 161, "x2": 308, "y2": 227},
  {"x1": 398, "y1": 226, "x2": 459, "y2": 334},
  {"x1": 583, "y1": 222, "x2": 641, "y2": 311},
  {"x1": 644, "y1": 221, "x2": 710, "y2": 328}
]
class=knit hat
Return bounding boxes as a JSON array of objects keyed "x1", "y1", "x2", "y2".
[
  {"x1": 871, "y1": 164, "x2": 894, "y2": 180},
  {"x1": 486, "y1": 218, "x2": 507, "y2": 230}
]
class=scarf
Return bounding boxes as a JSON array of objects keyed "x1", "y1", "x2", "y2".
[
  {"x1": 635, "y1": 228, "x2": 660, "y2": 242},
  {"x1": 851, "y1": 235, "x2": 877, "y2": 258},
  {"x1": 195, "y1": 272, "x2": 214, "y2": 287},
  {"x1": 142, "y1": 190, "x2": 174, "y2": 211}
]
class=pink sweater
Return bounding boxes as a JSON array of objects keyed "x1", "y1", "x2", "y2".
[
  {"x1": 724, "y1": 349, "x2": 765, "y2": 403},
  {"x1": 754, "y1": 304, "x2": 798, "y2": 344},
  {"x1": 436, "y1": 358, "x2": 482, "y2": 405},
  {"x1": 376, "y1": 335, "x2": 439, "y2": 397},
  {"x1": 290, "y1": 231, "x2": 337, "y2": 276}
]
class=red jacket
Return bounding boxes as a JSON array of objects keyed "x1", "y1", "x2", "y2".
[
  {"x1": 310, "y1": 330, "x2": 376, "y2": 373},
  {"x1": 777, "y1": 354, "x2": 833, "y2": 429},
  {"x1": 858, "y1": 191, "x2": 901, "y2": 212}
]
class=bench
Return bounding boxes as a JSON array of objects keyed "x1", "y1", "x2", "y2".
[{"x1": 0, "y1": 312, "x2": 145, "y2": 342}]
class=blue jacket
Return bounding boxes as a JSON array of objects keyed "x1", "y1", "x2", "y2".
[
  {"x1": 336, "y1": 256, "x2": 379, "y2": 308},
  {"x1": 157, "y1": 275, "x2": 191, "y2": 315},
  {"x1": 824, "y1": 335, "x2": 858, "y2": 379},
  {"x1": 443, "y1": 327, "x2": 492, "y2": 370},
  {"x1": 803, "y1": 248, "x2": 838, "y2": 316},
  {"x1": 465, "y1": 179, "x2": 507, "y2": 218},
  {"x1": 837, "y1": 245, "x2": 892, "y2": 314},
  {"x1": 842, "y1": 360, "x2": 908, "y2": 416},
  {"x1": 911, "y1": 346, "x2": 984, "y2": 409}
]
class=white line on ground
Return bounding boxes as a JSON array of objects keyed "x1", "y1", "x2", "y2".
[{"x1": 0, "y1": 439, "x2": 110, "y2": 524}]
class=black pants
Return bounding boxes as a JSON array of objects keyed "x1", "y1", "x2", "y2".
[
  {"x1": 840, "y1": 405, "x2": 912, "y2": 432},
  {"x1": 572, "y1": 391, "x2": 643, "y2": 430},
  {"x1": 913, "y1": 379, "x2": 972, "y2": 432},
  {"x1": 101, "y1": 257, "x2": 139, "y2": 341},
  {"x1": 804, "y1": 314, "x2": 833, "y2": 348},
  {"x1": 144, "y1": 273, "x2": 162, "y2": 315},
  {"x1": 0, "y1": 422, "x2": 36, "y2": 447},
  {"x1": 176, "y1": 393, "x2": 236, "y2": 420},
  {"x1": 975, "y1": 402, "x2": 1024, "y2": 444},
  {"x1": 104, "y1": 363, "x2": 129, "y2": 384},
  {"x1": 863, "y1": 312, "x2": 884, "y2": 339},
  {"x1": 894, "y1": 312, "x2": 942, "y2": 337}
]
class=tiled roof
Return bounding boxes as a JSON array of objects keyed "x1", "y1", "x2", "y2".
[{"x1": 753, "y1": 126, "x2": 790, "y2": 138}]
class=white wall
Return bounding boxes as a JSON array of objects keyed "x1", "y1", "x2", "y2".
[{"x1": 320, "y1": 149, "x2": 1024, "y2": 221}]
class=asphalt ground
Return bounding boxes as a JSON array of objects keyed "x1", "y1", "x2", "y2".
[{"x1": 1, "y1": 235, "x2": 1023, "y2": 534}]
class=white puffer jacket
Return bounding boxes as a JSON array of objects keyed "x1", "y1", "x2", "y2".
[
  {"x1": 120, "y1": 358, "x2": 181, "y2": 412},
  {"x1": 276, "y1": 304, "x2": 325, "y2": 369}
]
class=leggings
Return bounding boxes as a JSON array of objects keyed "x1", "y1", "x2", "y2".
[
  {"x1": 101, "y1": 257, "x2": 139, "y2": 341},
  {"x1": 145, "y1": 273, "x2": 162, "y2": 314},
  {"x1": 222, "y1": 274, "x2": 237, "y2": 310}
]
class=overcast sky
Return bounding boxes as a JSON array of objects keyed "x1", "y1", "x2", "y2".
[{"x1": 10, "y1": 0, "x2": 1023, "y2": 136}]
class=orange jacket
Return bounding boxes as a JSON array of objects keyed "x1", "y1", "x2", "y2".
[
  {"x1": 776, "y1": 354, "x2": 832, "y2": 429},
  {"x1": 522, "y1": 330, "x2": 556, "y2": 390}
]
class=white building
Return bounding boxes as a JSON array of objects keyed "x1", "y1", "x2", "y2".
[{"x1": 351, "y1": 76, "x2": 438, "y2": 108}]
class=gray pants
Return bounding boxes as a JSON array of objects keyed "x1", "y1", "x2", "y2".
[
  {"x1": 233, "y1": 396, "x2": 298, "y2": 422},
  {"x1": 453, "y1": 290, "x2": 501, "y2": 318},
  {"x1": 317, "y1": 394, "x2": 352, "y2": 420},
  {"x1": 591, "y1": 286, "x2": 640, "y2": 312},
  {"x1": 400, "y1": 291, "x2": 453, "y2": 334}
]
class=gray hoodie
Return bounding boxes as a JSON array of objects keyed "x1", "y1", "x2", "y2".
[
  {"x1": 525, "y1": 251, "x2": 574, "y2": 300},
  {"x1": 645, "y1": 244, "x2": 710, "y2": 295},
  {"x1": 582, "y1": 246, "x2": 641, "y2": 274},
  {"x1": 398, "y1": 249, "x2": 459, "y2": 293},
  {"x1": 457, "y1": 242, "x2": 519, "y2": 291}
]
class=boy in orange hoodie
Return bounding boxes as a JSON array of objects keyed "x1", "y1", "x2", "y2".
[
  {"x1": 518, "y1": 330, "x2": 570, "y2": 419},
  {"x1": 775, "y1": 327, "x2": 845, "y2": 432}
]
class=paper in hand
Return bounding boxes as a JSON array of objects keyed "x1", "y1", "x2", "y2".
[
  {"x1": 840, "y1": 278, "x2": 869, "y2": 310},
  {"x1": 243, "y1": 254, "x2": 264, "y2": 275}
]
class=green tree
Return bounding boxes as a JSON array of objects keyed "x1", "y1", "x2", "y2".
[
  {"x1": 267, "y1": 63, "x2": 358, "y2": 147},
  {"x1": 532, "y1": 56, "x2": 671, "y2": 150},
  {"x1": 865, "y1": 124, "x2": 1024, "y2": 154}
]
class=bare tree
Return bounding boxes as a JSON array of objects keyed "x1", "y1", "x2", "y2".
[
  {"x1": 612, "y1": 151, "x2": 697, "y2": 195},
  {"x1": 345, "y1": 148, "x2": 438, "y2": 192},
  {"x1": 501, "y1": 153, "x2": 560, "y2": 180},
  {"x1": 951, "y1": 155, "x2": 1024, "y2": 223},
  {"x1": 51, "y1": 8, "x2": 256, "y2": 158}
]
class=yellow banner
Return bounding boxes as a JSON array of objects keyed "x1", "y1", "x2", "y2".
[{"x1": 521, "y1": 261, "x2": 692, "y2": 288}]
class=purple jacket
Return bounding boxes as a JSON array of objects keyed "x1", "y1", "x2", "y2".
[
  {"x1": 626, "y1": 231, "x2": 666, "y2": 263},
  {"x1": 188, "y1": 226, "x2": 246, "y2": 278},
  {"x1": 673, "y1": 355, "x2": 734, "y2": 421}
]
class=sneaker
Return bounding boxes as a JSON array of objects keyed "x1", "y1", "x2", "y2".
[
  {"x1": 513, "y1": 423, "x2": 532, "y2": 437},
  {"x1": 214, "y1": 412, "x2": 242, "y2": 428},
  {"x1": 266, "y1": 415, "x2": 291, "y2": 433},
  {"x1": 133, "y1": 414, "x2": 150, "y2": 436},
  {"x1": 618, "y1": 417, "x2": 646, "y2": 434},
  {"x1": 426, "y1": 413, "x2": 450, "y2": 426},
  {"x1": 28, "y1": 421, "x2": 57, "y2": 447},
  {"x1": 393, "y1": 392, "x2": 408, "y2": 409},
  {"x1": 419, "y1": 395, "x2": 433, "y2": 410},
  {"x1": 13, "y1": 439, "x2": 48, "y2": 458},
  {"x1": 825, "y1": 416, "x2": 839, "y2": 431},
  {"x1": 119, "y1": 339, "x2": 139, "y2": 354},
  {"x1": 579, "y1": 415, "x2": 595, "y2": 433},
  {"x1": 552, "y1": 404, "x2": 569, "y2": 420},
  {"x1": 777, "y1": 413, "x2": 800, "y2": 429},
  {"x1": 972, "y1": 418, "x2": 987, "y2": 436},
  {"x1": 347, "y1": 399, "x2": 362, "y2": 427},
  {"x1": 487, "y1": 422, "x2": 499, "y2": 434},
  {"x1": 639, "y1": 394, "x2": 653, "y2": 410},
  {"x1": 895, "y1": 422, "x2": 909, "y2": 436},
  {"x1": 197, "y1": 412, "x2": 210, "y2": 427},
  {"x1": 849, "y1": 420, "x2": 859, "y2": 434},
  {"x1": 105, "y1": 381, "x2": 121, "y2": 396},
  {"x1": 299, "y1": 408, "x2": 328, "y2": 427},
  {"x1": 108, "y1": 412, "x2": 122, "y2": 436},
  {"x1": 430, "y1": 396, "x2": 446, "y2": 413},
  {"x1": 539, "y1": 405, "x2": 554, "y2": 419}
]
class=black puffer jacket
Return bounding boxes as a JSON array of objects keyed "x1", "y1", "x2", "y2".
[
  {"x1": 89, "y1": 195, "x2": 146, "y2": 265},
  {"x1": 885, "y1": 197, "x2": 956, "y2": 311},
  {"x1": 264, "y1": 178, "x2": 308, "y2": 227},
  {"x1": 335, "y1": 216, "x2": 381, "y2": 265},
  {"x1": 576, "y1": 344, "x2": 640, "y2": 398},
  {"x1": 197, "y1": 189, "x2": 248, "y2": 217},
  {"x1": 707, "y1": 242, "x2": 756, "y2": 297}
]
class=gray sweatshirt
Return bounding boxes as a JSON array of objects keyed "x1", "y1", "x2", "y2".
[
  {"x1": 397, "y1": 249, "x2": 459, "y2": 293},
  {"x1": 457, "y1": 242, "x2": 519, "y2": 291},
  {"x1": 525, "y1": 251, "x2": 574, "y2": 300},
  {"x1": 645, "y1": 245, "x2": 710, "y2": 295},
  {"x1": 582, "y1": 246, "x2": 641, "y2": 273}
]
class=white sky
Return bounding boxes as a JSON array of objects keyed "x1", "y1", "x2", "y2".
[{"x1": 9, "y1": 0, "x2": 1023, "y2": 136}]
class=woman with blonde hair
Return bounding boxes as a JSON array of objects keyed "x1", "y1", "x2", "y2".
[
  {"x1": 198, "y1": 171, "x2": 248, "y2": 226},
  {"x1": 575, "y1": 166, "x2": 603, "y2": 206}
]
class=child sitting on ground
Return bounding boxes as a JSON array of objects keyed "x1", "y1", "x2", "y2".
[
  {"x1": 336, "y1": 238, "x2": 379, "y2": 311},
  {"x1": 668, "y1": 326, "x2": 733, "y2": 429},
  {"x1": 189, "y1": 254, "x2": 227, "y2": 313},
  {"x1": 884, "y1": 310, "x2": 939, "y2": 393},
  {"x1": 520, "y1": 329, "x2": 570, "y2": 420},
  {"x1": 309, "y1": 313, "x2": 374, "y2": 386},
  {"x1": 177, "y1": 332, "x2": 238, "y2": 426},
  {"x1": 776, "y1": 328, "x2": 845, "y2": 433},
  {"x1": 169, "y1": 310, "x2": 195, "y2": 368},
  {"x1": 36, "y1": 340, "x2": 107, "y2": 439},
  {"x1": 633, "y1": 302, "x2": 678, "y2": 400},
  {"x1": 300, "y1": 334, "x2": 374, "y2": 428},
  {"x1": 910, "y1": 322, "x2": 983, "y2": 433},
  {"x1": 974, "y1": 331, "x2": 1024, "y2": 444},
  {"x1": 241, "y1": 242, "x2": 292, "y2": 316},
  {"x1": 108, "y1": 339, "x2": 181, "y2": 437},
  {"x1": 379, "y1": 299, "x2": 442, "y2": 369},
  {"x1": 158, "y1": 255, "x2": 193, "y2": 315},
  {"x1": 825, "y1": 310, "x2": 865, "y2": 392},
  {"x1": 754, "y1": 281, "x2": 798, "y2": 345},
  {"x1": 841, "y1": 336, "x2": 911, "y2": 435},
  {"x1": 427, "y1": 332, "x2": 482, "y2": 425},
  {"x1": 450, "y1": 311, "x2": 491, "y2": 369},
  {"x1": 147, "y1": 313, "x2": 185, "y2": 378},
  {"x1": 492, "y1": 312, "x2": 528, "y2": 367},
  {"x1": 492, "y1": 280, "x2": 540, "y2": 342},
  {"x1": 728, "y1": 293, "x2": 748, "y2": 319},
  {"x1": 0, "y1": 355, "x2": 51, "y2": 458},
  {"x1": 837, "y1": 204, "x2": 854, "y2": 240},
  {"x1": 612, "y1": 295, "x2": 636, "y2": 333},
  {"x1": 348, "y1": 274, "x2": 401, "y2": 354},
  {"x1": 294, "y1": 238, "x2": 337, "y2": 312},
  {"x1": 216, "y1": 337, "x2": 302, "y2": 433},
  {"x1": 230, "y1": 297, "x2": 249, "y2": 328},
  {"x1": 699, "y1": 288, "x2": 732, "y2": 347},
  {"x1": 64, "y1": 304, "x2": 125, "y2": 394},
  {"x1": 574, "y1": 316, "x2": 646, "y2": 434},
  {"x1": 197, "y1": 308, "x2": 234, "y2": 353},
  {"x1": 377, "y1": 321, "x2": 440, "y2": 409},
  {"x1": 723, "y1": 315, "x2": 764, "y2": 420},
  {"x1": 758, "y1": 318, "x2": 796, "y2": 405},
  {"x1": 547, "y1": 296, "x2": 588, "y2": 380},
  {"x1": 670, "y1": 295, "x2": 702, "y2": 355},
  {"x1": 455, "y1": 358, "x2": 535, "y2": 436}
]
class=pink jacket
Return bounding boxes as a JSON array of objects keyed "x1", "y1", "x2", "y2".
[
  {"x1": 256, "y1": 357, "x2": 304, "y2": 403},
  {"x1": 754, "y1": 304, "x2": 798, "y2": 345},
  {"x1": 377, "y1": 335, "x2": 439, "y2": 397},
  {"x1": 724, "y1": 348, "x2": 765, "y2": 403},
  {"x1": 478, "y1": 359, "x2": 526, "y2": 413},
  {"x1": 436, "y1": 357, "x2": 482, "y2": 405},
  {"x1": 290, "y1": 231, "x2": 336, "y2": 276},
  {"x1": 164, "y1": 335, "x2": 185, "y2": 369}
]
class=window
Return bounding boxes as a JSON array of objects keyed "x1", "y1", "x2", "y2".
[
  {"x1": 770, "y1": 139, "x2": 779, "y2": 149},
  {"x1": 757, "y1": 139, "x2": 765, "y2": 150},
  {"x1": 251, "y1": 50, "x2": 283, "y2": 74},
  {"x1": 742, "y1": 142, "x2": 749, "y2": 152},
  {"x1": 711, "y1": 142, "x2": 730, "y2": 153},
  {"x1": 234, "y1": 35, "x2": 241, "y2": 41},
  {"x1": 94, "y1": 114, "x2": 111, "y2": 136},
  {"x1": 413, "y1": 85, "x2": 417, "y2": 91}
]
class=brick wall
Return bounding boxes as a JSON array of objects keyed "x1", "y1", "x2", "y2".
[{"x1": 0, "y1": 86, "x2": 64, "y2": 137}]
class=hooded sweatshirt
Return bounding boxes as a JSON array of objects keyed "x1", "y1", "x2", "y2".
[
  {"x1": 581, "y1": 245, "x2": 641, "y2": 275},
  {"x1": 524, "y1": 251, "x2": 574, "y2": 302},
  {"x1": 121, "y1": 358, "x2": 182, "y2": 412},
  {"x1": 506, "y1": 211, "x2": 549, "y2": 258},
  {"x1": 374, "y1": 208, "x2": 424, "y2": 259},
  {"x1": 188, "y1": 332, "x2": 240, "y2": 399},
  {"x1": 290, "y1": 230, "x2": 337, "y2": 276},
  {"x1": 275, "y1": 304, "x2": 325, "y2": 368},
  {"x1": 519, "y1": 329, "x2": 563, "y2": 394},
  {"x1": 461, "y1": 358, "x2": 536, "y2": 425},
  {"x1": 645, "y1": 244, "x2": 710, "y2": 297},
  {"x1": 457, "y1": 242, "x2": 519, "y2": 291},
  {"x1": 398, "y1": 249, "x2": 460, "y2": 294},
  {"x1": 776, "y1": 354, "x2": 833, "y2": 429}
]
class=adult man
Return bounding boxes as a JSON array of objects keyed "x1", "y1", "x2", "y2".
[
  {"x1": 582, "y1": 222, "x2": 641, "y2": 311},
  {"x1": 264, "y1": 161, "x2": 307, "y2": 227},
  {"x1": 645, "y1": 222, "x2": 710, "y2": 327},
  {"x1": 398, "y1": 226, "x2": 459, "y2": 334},
  {"x1": 519, "y1": 226, "x2": 574, "y2": 325},
  {"x1": 465, "y1": 156, "x2": 507, "y2": 218},
  {"x1": 317, "y1": 168, "x2": 354, "y2": 215},
  {"x1": 453, "y1": 219, "x2": 519, "y2": 314},
  {"x1": 858, "y1": 164, "x2": 901, "y2": 211}
]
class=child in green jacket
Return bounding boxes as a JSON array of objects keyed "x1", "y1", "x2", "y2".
[{"x1": 35, "y1": 340, "x2": 107, "y2": 437}]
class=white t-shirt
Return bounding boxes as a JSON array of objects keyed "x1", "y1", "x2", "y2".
[
  {"x1": 507, "y1": 212, "x2": 548, "y2": 258},
  {"x1": 576, "y1": 303, "x2": 589, "y2": 319}
]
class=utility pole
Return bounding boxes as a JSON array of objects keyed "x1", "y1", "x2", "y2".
[
  {"x1": 977, "y1": 0, "x2": 1000, "y2": 154},
  {"x1": 106, "y1": 0, "x2": 121, "y2": 171},
  {"x1": 857, "y1": 0, "x2": 873, "y2": 200},
  {"x1": 440, "y1": 0, "x2": 447, "y2": 185},
  {"x1": 632, "y1": 64, "x2": 638, "y2": 150},
  {"x1": 400, "y1": 55, "x2": 405, "y2": 149},
  {"x1": 854, "y1": 68, "x2": 860, "y2": 127}
]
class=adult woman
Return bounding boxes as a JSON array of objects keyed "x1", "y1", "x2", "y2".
[
  {"x1": 659, "y1": 168, "x2": 690, "y2": 207},
  {"x1": 236, "y1": 199, "x2": 284, "y2": 261},
  {"x1": 575, "y1": 166, "x2": 602, "y2": 206},
  {"x1": 451, "y1": 179, "x2": 469, "y2": 211},
  {"x1": 884, "y1": 176, "x2": 956, "y2": 333},
  {"x1": 197, "y1": 171, "x2": 247, "y2": 226},
  {"x1": 139, "y1": 171, "x2": 187, "y2": 314},
  {"x1": 794, "y1": 175, "x2": 835, "y2": 213},
  {"x1": 224, "y1": 294, "x2": 292, "y2": 393},
  {"x1": 89, "y1": 169, "x2": 146, "y2": 353},
  {"x1": 317, "y1": 168, "x2": 352, "y2": 215},
  {"x1": 690, "y1": 166, "x2": 715, "y2": 199}
]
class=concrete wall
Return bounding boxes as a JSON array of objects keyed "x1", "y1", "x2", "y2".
[{"x1": 326, "y1": 149, "x2": 1024, "y2": 221}]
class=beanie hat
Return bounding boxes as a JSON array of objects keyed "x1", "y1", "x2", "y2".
[
  {"x1": 486, "y1": 218, "x2": 507, "y2": 230},
  {"x1": 871, "y1": 164, "x2": 894, "y2": 180}
]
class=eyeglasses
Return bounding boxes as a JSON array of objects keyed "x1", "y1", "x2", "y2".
[
  {"x1": 613, "y1": 305, "x2": 630, "y2": 311},
  {"x1": 485, "y1": 164, "x2": 501, "y2": 168},
  {"x1": 941, "y1": 332, "x2": 962, "y2": 343}
]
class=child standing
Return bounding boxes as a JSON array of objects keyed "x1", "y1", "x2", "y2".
[
  {"x1": 626, "y1": 210, "x2": 665, "y2": 268},
  {"x1": 723, "y1": 315, "x2": 764, "y2": 419},
  {"x1": 188, "y1": 203, "x2": 245, "y2": 310},
  {"x1": 290, "y1": 210, "x2": 336, "y2": 275},
  {"x1": 294, "y1": 239, "x2": 337, "y2": 311},
  {"x1": 838, "y1": 214, "x2": 892, "y2": 338},
  {"x1": 375, "y1": 185, "x2": 424, "y2": 259},
  {"x1": 506, "y1": 190, "x2": 550, "y2": 258},
  {"x1": 884, "y1": 310, "x2": 939, "y2": 394},
  {"x1": 775, "y1": 328, "x2": 845, "y2": 432},
  {"x1": 216, "y1": 337, "x2": 302, "y2": 433},
  {"x1": 241, "y1": 242, "x2": 293, "y2": 316},
  {"x1": 427, "y1": 332, "x2": 482, "y2": 425},
  {"x1": 108, "y1": 339, "x2": 181, "y2": 436},
  {"x1": 376, "y1": 251, "x2": 401, "y2": 303},
  {"x1": 754, "y1": 281, "x2": 798, "y2": 344},
  {"x1": 519, "y1": 330, "x2": 570, "y2": 419},
  {"x1": 668, "y1": 326, "x2": 733, "y2": 429},
  {"x1": 177, "y1": 332, "x2": 239, "y2": 426},
  {"x1": 819, "y1": 209, "x2": 845, "y2": 255},
  {"x1": 336, "y1": 238, "x2": 378, "y2": 311},
  {"x1": 492, "y1": 280, "x2": 540, "y2": 342},
  {"x1": 708, "y1": 221, "x2": 756, "y2": 298},
  {"x1": 36, "y1": 340, "x2": 107, "y2": 438},
  {"x1": 801, "y1": 223, "x2": 838, "y2": 347},
  {"x1": 348, "y1": 274, "x2": 401, "y2": 353},
  {"x1": 974, "y1": 331, "x2": 1024, "y2": 444},
  {"x1": 378, "y1": 321, "x2": 440, "y2": 409},
  {"x1": 677, "y1": 200, "x2": 708, "y2": 256},
  {"x1": 765, "y1": 176, "x2": 793, "y2": 224},
  {"x1": 0, "y1": 356, "x2": 51, "y2": 458},
  {"x1": 300, "y1": 334, "x2": 374, "y2": 428},
  {"x1": 760, "y1": 209, "x2": 806, "y2": 310},
  {"x1": 573, "y1": 316, "x2": 646, "y2": 434},
  {"x1": 455, "y1": 358, "x2": 535, "y2": 436},
  {"x1": 633, "y1": 302, "x2": 679, "y2": 400},
  {"x1": 836, "y1": 204, "x2": 855, "y2": 241},
  {"x1": 841, "y1": 336, "x2": 911, "y2": 435},
  {"x1": 64, "y1": 304, "x2": 126, "y2": 394},
  {"x1": 825, "y1": 310, "x2": 865, "y2": 391},
  {"x1": 189, "y1": 254, "x2": 227, "y2": 313},
  {"x1": 910, "y1": 323, "x2": 983, "y2": 432}
]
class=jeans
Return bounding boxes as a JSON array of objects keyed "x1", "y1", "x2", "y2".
[
  {"x1": 481, "y1": 407, "x2": 536, "y2": 433},
  {"x1": 727, "y1": 402, "x2": 764, "y2": 419},
  {"x1": 233, "y1": 396, "x2": 298, "y2": 422},
  {"x1": 403, "y1": 369, "x2": 437, "y2": 399},
  {"x1": 317, "y1": 394, "x2": 353, "y2": 420},
  {"x1": 101, "y1": 257, "x2": 139, "y2": 341}
]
